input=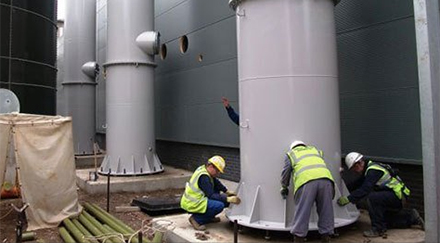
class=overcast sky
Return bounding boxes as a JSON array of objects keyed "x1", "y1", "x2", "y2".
[{"x1": 57, "y1": 0, "x2": 65, "y2": 20}]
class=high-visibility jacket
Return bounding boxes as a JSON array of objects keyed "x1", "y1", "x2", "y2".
[
  {"x1": 287, "y1": 145, "x2": 334, "y2": 194},
  {"x1": 180, "y1": 165, "x2": 213, "y2": 213},
  {"x1": 365, "y1": 161, "x2": 410, "y2": 200}
]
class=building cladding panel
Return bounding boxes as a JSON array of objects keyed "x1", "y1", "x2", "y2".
[
  {"x1": 335, "y1": 0, "x2": 422, "y2": 164},
  {"x1": 154, "y1": 0, "x2": 239, "y2": 148}
]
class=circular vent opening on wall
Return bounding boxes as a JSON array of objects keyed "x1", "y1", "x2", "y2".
[
  {"x1": 179, "y1": 35, "x2": 189, "y2": 54},
  {"x1": 160, "y1": 44, "x2": 167, "y2": 60}
]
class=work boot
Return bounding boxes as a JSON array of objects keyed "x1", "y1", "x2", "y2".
[
  {"x1": 293, "y1": 235, "x2": 306, "y2": 242},
  {"x1": 321, "y1": 234, "x2": 331, "y2": 243},
  {"x1": 363, "y1": 229, "x2": 385, "y2": 238},
  {"x1": 411, "y1": 209, "x2": 425, "y2": 230},
  {"x1": 188, "y1": 216, "x2": 206, "y2": 231},
  {"x1": 210, "y1": 217, "x2": 221, "y2": 223}
]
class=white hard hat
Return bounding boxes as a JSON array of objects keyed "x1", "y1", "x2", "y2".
[
  {"x1": 290, "y1": 140, "x2": 305, "y2": 150},
  {"x1": 208, "y1": 155, "x2": 225, "y2": 173},
  {"x1": 345, "y1": 152, "x2": 363, "y2": 170}
]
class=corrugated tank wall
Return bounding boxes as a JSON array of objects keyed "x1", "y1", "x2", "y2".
[
  {"x1": 335, "y1": 0, "x2": 421, "y2": 164},
  {"x1": 0, "y1": 0, "x2": 57, "y2": 115}
]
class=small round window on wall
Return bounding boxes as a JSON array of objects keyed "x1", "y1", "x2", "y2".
[
  {"x1": 160, "y1": 44, "x2": 167, "y2": 60},
  {"x1": 179, "y1": 35, "x2": 188, "y2": 53}
]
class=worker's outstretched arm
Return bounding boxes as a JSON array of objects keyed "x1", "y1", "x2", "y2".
[
  {"x1": 347, "y1": 170, "x2": 383, "y2": 203},
  {"x1": 280, "y1": 156, "x2": 292, "y2": 199}
]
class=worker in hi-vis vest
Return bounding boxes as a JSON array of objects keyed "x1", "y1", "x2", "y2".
[
  {"x1": 180, "y1": 155, "x2": 241, "y2": 231},
  {"x1": 337, "y1": 152, "x2": 424, "y2": 238},
  {"x1": 280, "y1": 141, "x2": 335, "y2": 243}
]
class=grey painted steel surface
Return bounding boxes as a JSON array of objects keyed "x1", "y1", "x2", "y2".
[
  {"x1": 336, "y1": 1, "x2": 421, "y2": 164},
  {"x1": 62, "y1": 0, "x2": 97, "y2": 155},
  {"x1": 226, "y1": 0, "x2": 358, "y2": 230},
  {"x1": 100, "y1": 0, "x2": 163, "y2": 175},
  {"x1": 56, "y1": 33, "x2": 66, "y2": 116},
  {"x1": 413, "y1": 0, "x2": 440, "y2": 241},
  {"x1": 96, "y1": 0, "x2": 107, "y2": 134}
]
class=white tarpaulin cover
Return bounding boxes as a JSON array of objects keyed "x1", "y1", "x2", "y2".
[{"x1": 0, "y1": 113, "x2": 81, "y2": 230}]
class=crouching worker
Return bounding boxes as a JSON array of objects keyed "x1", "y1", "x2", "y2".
[
  {"x1": 180, "y1": 155, "x2": 241, "y2": 231},
  {"x1": 337, "y1": 152, "x2": 424, "y2": 238}
]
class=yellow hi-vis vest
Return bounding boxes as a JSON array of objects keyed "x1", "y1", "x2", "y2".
[
  {"x1": 180, "y1": 165, "x2": 213, "y2": 213},
  {"x1": 287, "y1": 145, "x2": 334, "y2": 194},
  {"x1": 365, "y1": 161, "x2": 410, "y2": 200}
]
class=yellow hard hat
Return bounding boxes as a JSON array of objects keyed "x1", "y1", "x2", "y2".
[{"x1": 208, "y1": 155, "x2": 225, "y2": 173}]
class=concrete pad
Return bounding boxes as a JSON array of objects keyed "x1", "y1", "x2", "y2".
[
  {"x1": 76, "y1": 166, "x2": 192, "y2": 194},
  {"x1": 75, "y1": 153, "x2": 105, "y2": 169},
  {"x1": 154, "y1": 210, "x2": 425, "y2": 243}
]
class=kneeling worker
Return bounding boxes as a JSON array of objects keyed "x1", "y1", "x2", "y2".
[
  {"x1": 337, "y1": 152, "x2": 424, "y2": 237},
  {"x1": 181, "y1": 155, "x2": 241, "y2": 231}
]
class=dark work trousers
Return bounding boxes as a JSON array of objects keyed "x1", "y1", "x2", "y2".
[
  {"x1": 291, "y1": 179, "x2": 334, "y2": 237},
  {"x1": 366, "y1": 190, "x2": 413, "y2": 231},
  {"x1": 192, "y1": 199, "x2": 226, "y2": 225}
]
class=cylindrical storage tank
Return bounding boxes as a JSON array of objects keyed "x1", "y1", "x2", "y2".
[
  {"x1": 62, "y1": 0, "x2": 97, "y2": 155},
  {"x1": 226, "y1": 0, "x2": 359, "y2": 230},
  {"x1": 100, "y1": 0, "x2": 163, "y2": 175},
  {"x1": 0, "y1": 0, "x2": 57, "y2": 115}
]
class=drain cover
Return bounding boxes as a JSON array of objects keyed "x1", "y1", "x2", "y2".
[{"x1": 131, "y1": 196, "x2": 184, "y2": 216}]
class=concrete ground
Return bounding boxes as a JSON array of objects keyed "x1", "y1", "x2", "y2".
[
  {"x1": 74, "y1": 161, "x2": 425, "y2": 243},
  {"x1": 153, "y1": 180, "x2": 424, "y2": 243},
  {"x1": 154, "y1": 210, "x2": 425, "y2": 243}
]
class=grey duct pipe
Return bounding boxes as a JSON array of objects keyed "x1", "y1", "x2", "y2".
[
  {"x1": 63, "y1": 0, "x2": 98, "y2": 155},
  {"x1": 100, "y1": 0, "x2": 163, "y2": 175},
  {"x1": 226, "y1": 0, "x2": 359, "y2": 231}
]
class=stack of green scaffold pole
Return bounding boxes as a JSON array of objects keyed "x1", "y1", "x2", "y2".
[{"x1": 59, "y1": 202, "x2": 163, "y2": 243}]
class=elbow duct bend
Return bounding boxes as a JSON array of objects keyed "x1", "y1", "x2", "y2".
[{"x1": 136, "y1": 31, "x2": 160, "y2": 56}]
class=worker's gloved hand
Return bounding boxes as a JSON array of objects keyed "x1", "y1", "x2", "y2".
[
  {"x1": 337, "y1": 196, "x2": 350, "y2": 206},
  {"x1": 227, "y1": 196, "x2": 241, "y2": 204},
  {"x1": 225, "y1": 190, "x2": 236, "y2": 196},
  {"x1": 280, "y1": 187, "x2": 289, "y2": 199}
]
